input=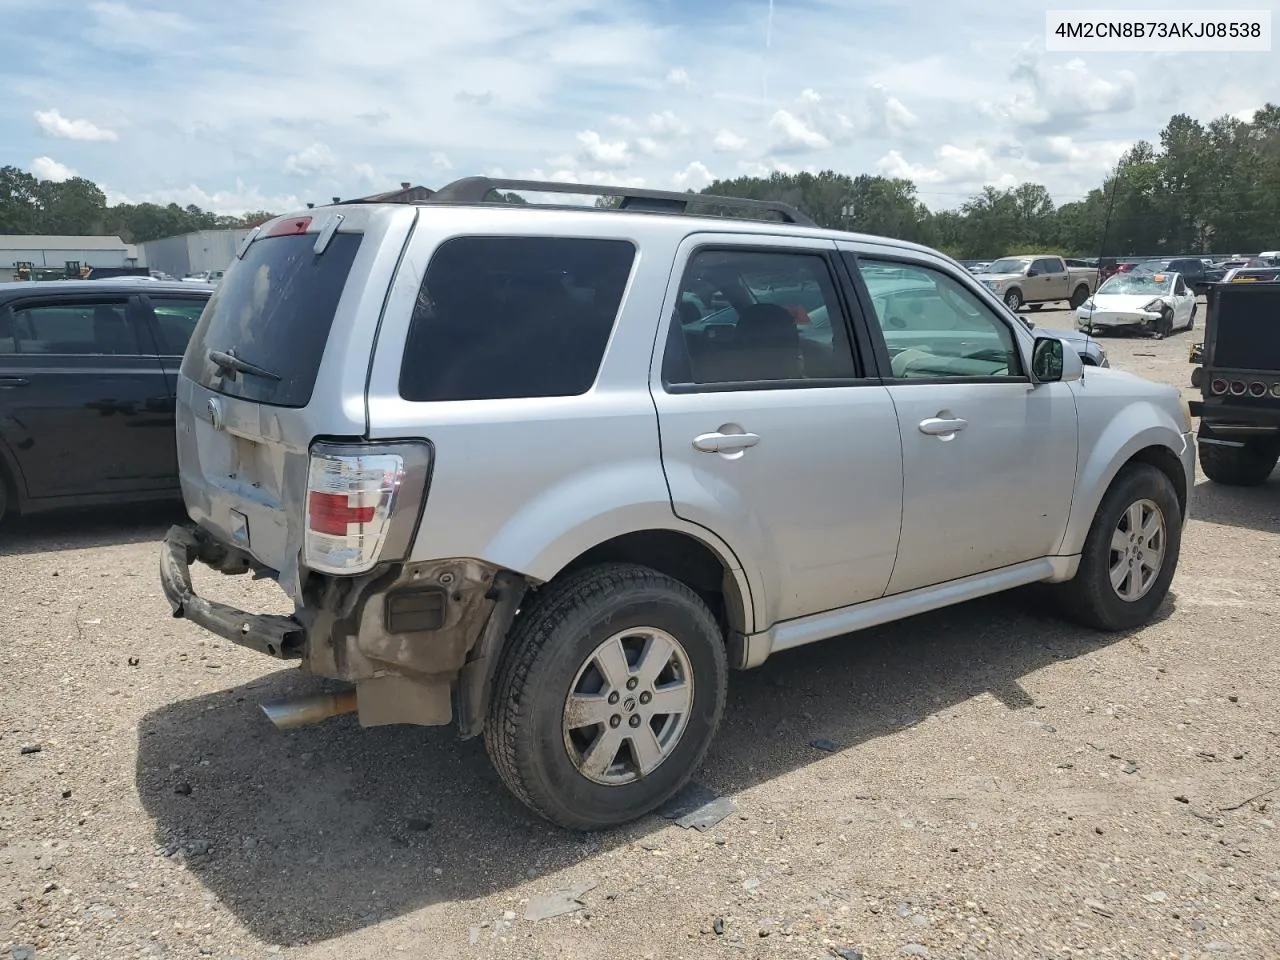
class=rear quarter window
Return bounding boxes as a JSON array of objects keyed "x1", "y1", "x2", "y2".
[
  {"x1": 180, "y1": 231, "x2": 362, "y2": 408},
  {"x1": 398, "y1": 236, "x2": 636, "y2": 402}
]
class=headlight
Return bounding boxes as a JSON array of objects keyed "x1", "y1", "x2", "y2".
[
  {"x1": 1079, "y1": 298, "x2": 1095, "y2": 311},
  {"x1": 1142, "y1": 298, "x2": 1165, "y2": 312}
]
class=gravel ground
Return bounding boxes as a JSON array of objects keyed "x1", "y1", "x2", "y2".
[{"x1": 3, "y1": 303, "x2": 1279, "y2": 960}]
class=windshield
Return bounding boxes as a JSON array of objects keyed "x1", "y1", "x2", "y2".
[
  {"x1": 1098, "y1": 273, "x2": 1174, "y2": 295},
  {"x1": 984, "y1": 257, "x2": 1030, "y2": 274}
]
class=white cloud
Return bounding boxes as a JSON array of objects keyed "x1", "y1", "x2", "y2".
[
  {"x1": 665, "y1": 67, "x2": 690, "y2": 87},
  {"x1": 351, "y1": 162, "x2": 378, "y2": 185},
  {"x1": 34, "y1": 108, "x2": 118, "y2": 142},
  {"x1": 576, "y1": 130, "x2": 632, "y2": 167},
  {"x1": 431, "y1": 151, "x2": 453, "y2": 171},
  {"x1": 283, "y1": 142, "x2": 338, "y2": 176},
  {"x1": 877, "y1": 144, "x2": 1011, "y2": 187},
  {"x1": 882, "y1": 94, "x2": 919, "y2": 135},
  {"x1": 769, "y1": 109, "x2": 830, "y2": 152},
  {"x1": 30, "y1": 156, "x2": 77, "y2": 182},
  {"x1": 646, "y1": 110, "x2": 688, "y2": 138},
  {"x1": 105, "y1": 180, "x2": 303, "y2": 216},
  {"x1": 713, "y1": 129, "x2": 748, "y2": 153},
  {"x1": 672, "y1": 160, "x2": 714, "y2": 190},
  {"x1": 986, "y1": 50, "x2": 1137, "y2": 133},
  {"x1": 636, "y1": 136, "x2": 661, "y2": 156},
  {"x1": 799, "y1": 88, "x2": 822, "y2": 104}
]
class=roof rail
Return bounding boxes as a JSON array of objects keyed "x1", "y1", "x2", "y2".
[{"x1": 426, "y1": 176, "x2": 818, "y2": 227}]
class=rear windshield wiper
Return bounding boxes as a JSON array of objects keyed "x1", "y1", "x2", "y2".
[{"x1": 207, "y1": 349, "x2": 282, "y2": 382}]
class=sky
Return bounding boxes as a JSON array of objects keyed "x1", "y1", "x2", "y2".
[{"x1": 2, "y1": 0, "x2": 1278, "y2": 216}]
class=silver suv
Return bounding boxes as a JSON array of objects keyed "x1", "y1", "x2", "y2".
[{"x1": 160, "y1": 177, "x2": 1195, "y2": 830}]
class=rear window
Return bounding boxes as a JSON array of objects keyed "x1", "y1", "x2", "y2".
[
  {"x1": 398, "y1": 236, "x2": 636, "y2": 402},
  {"x1": 181, "y1": 231, "x2": 362, "y2": 407}
]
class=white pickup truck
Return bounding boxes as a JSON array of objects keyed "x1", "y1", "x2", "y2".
[{"x1": 975, "y1": 255, "x2": 1099, "y2": 312}]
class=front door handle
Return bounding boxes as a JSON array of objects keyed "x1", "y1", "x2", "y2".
[
  {"x1": 0, "y1": 377, "x2": 29, "y2": 388},
  {"x1": 919, "y1": 417, "x2": 967, "y2": 436},
  {"x1": 693, "y1": 431, "x2": 761, "y2": 453}
]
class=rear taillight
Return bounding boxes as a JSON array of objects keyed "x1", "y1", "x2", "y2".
[
  {"x1": 1210, "y1": 379, "x2": 1227, "y2": 395},
  {"x1": 304, "y1": 441, "x2": 433, "y2": 575},
  {"x1": 1249, "y1": 381, "x2": 1267, "y2": 397},
  {"x1": 1229, "y1": 380, "x2": 1247, "y2": 396}
]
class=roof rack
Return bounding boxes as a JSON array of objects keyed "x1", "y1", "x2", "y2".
[{"x1": 424, "y1": 176, "x2": 818, "y2": 227}]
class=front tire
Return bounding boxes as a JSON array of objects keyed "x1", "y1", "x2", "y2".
[
  {"x1": 484, "y1": 563, "x2": 728, "y2": 831},
  {"x1": 1056, "y1": 463, "x2": 1182, "y2": 631},
  {"x1": 1199, "y1": 428, "x2": 1280, "y2": 486},
  {"x1": 1004, "y1": 289, "x2": 1023, "y2": 311}
]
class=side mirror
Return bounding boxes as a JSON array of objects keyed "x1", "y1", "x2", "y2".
[
  {"x1": 1026, "y1": 267, "x2": 1039, "y2": 277},
  {"x1": 1032, "y1": 336, "x2": 1083, "y2": 384}
]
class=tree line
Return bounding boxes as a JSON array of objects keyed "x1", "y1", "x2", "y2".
[
  {"x1": 3, "y1": 103, "x2": 1278, "y2": 255},
  {"x1": 0, "y1": 166, "x2": 273, "y2": 243},
  {"x1": 698, "y1": 104, "x2": 1280, "y2": 259}
]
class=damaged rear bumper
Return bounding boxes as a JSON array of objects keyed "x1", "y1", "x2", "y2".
[
  {"x1": 159, "y1": 524, "x2": 527, "y2": 734},
  {"x1": 160, "y1": 524, "x2": 305, "y2": 659}
]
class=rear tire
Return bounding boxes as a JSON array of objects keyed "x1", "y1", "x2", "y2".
[
  {"x1": 484, "y1": 563, "x2": 728, "y2": 831},
  {"x1": 1199, "y1": 429, "x2": 1280, "y2": 486},
  {"x1": 1069, "y1": 285, "x2": 1090, "y2": 309},
  {"x1": 1055, "y1": 463, "x2": 1182, "y2": 632}
]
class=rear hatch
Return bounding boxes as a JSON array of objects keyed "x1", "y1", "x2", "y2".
[{"x1": 175, "y1": 206, "x2": 416, "y2": 595}]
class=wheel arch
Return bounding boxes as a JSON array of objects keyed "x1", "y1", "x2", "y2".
[{"x1": 1058, "y1": 419, "x2": 1191, "y2": 557}]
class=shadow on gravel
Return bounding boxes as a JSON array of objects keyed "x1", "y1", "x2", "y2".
[
  {"x1": 135, "y1": 586, "x2": 1175, "y2": 946},
  {"x1": 0, "y1": 500, "x2": 185, "y2": 556},
  {"x1": 1188, "y1": 476, "x2": 1280, "y2": 533}
]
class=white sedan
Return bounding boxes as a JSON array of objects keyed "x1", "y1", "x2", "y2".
[{"x1": 1075, "y1": 270, "x2": 1197, "y2": 338}]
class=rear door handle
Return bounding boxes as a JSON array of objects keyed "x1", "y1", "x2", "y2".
[
  {"x1": 919, "y1": 417, "x2": 967, "y2": 436},
  {"x1": 693, "y1": 431, "x2": 761, "y2": 453},
  {"x1": 0, "y1": 377, "x2": 29, "y2": 388}
]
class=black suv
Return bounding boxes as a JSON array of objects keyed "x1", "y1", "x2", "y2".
[
  {"x1": 0, "y1": 279, "x2": 213, "y2": 523},
  {"x1": 1135, "y1": 257, "x2": 1224, "y2": 294}
]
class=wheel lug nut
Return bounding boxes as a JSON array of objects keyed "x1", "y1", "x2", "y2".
[
  {"x1": 609, "y1": 715, "x2": 621, "y2": 728},
  {"x1": 626, "y1": 678, "x2": 638, "y2": 690},
  {"x1": 607, "y1": 692, "x2": 619, "y2": 705},
  {"x1": 628, "y1": 715, "x2": 642, "y2": 728},
  {"x1": 639, "y1": 691, "x2": 652, "y2": 705}
]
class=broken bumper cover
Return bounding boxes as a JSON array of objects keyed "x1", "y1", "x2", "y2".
[{"x1": 160, "y1": 524, "x2": 304, "y2": 659}]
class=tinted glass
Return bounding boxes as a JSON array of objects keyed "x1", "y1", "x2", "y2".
[
  {"x1": 663, "y1": 249, "x2": 857, "y2": 386},
  {"x1": 399, "y1": 237, "x2": 635, "y2": 402},
  {"x1": 1031, "y1": 258, "x2": 1060, "y2": 273},
  {"x1": 8, "y1": 299, "x2": 140, "y2": 355},
  {"x1": 149, "y1": 297, "x2": 209, "y2": 355},
  {"x1": 855, "y1": 258, "x2": 1021, "y2": 379},
  {"x1": 182, "y1": 232, "x2": 362, "y2": 408}
]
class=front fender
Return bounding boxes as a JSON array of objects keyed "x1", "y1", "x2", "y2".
[
  {"x1": 479, "y1": 460, "x2": 758, "y2": 633},
  {"x1": 1058, "y1": 399, "x2": 1190, "y2": 556}
]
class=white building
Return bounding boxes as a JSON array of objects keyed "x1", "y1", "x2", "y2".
[
  {"x1": 0, "y1": 235, "x2": 136, "y2": 271},
  {"x1": 140, "y1": 228, "x2": 251, "y2": 279}
]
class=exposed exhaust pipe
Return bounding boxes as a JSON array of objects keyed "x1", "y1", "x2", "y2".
[{"x1": 261, "y1": 689, "x2": 358, "y2": 730}]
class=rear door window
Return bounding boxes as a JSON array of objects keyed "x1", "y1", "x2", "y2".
[
  {"x1": 8, "y1": 298, "x2": 141, "y2": 355},
  {"x1": 399, "y1": 236, "x2": 636, "y2": 402},
  {"x1": 146, "y1": 296, "x2": 210, "y2": 355},
  {"x1": 181, "y1": 231, "x2": 362, "y2": 408}
]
